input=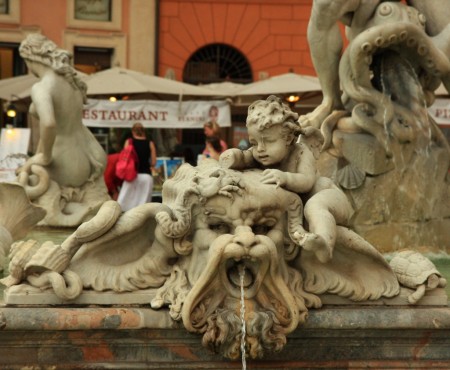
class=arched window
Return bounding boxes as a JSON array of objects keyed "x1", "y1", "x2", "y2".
[{"x1": 183, "y1": 43, "x2": 252, "y2": 84}]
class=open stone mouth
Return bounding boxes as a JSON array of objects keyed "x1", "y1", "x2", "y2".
[{"x1": 226, "y1": 258, "x2": 257, "y2": 289}]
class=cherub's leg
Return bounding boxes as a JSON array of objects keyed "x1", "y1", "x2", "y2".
[{"x1": 303, "y1": 187, "x2": 353, "y2": 263}]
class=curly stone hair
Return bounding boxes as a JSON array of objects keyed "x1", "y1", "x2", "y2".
[
  {"x1": 246, "y1": 95, "x2": 302, "y2": 139},
  {"x1": 19, "y1": 33, "x2": 87, "y2": 102}
]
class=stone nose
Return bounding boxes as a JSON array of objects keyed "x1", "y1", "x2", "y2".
[{"x1": 233, "y1": 226, "x2": 257, "y2": 249}]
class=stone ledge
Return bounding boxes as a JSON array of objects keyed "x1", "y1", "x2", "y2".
[
  {"x1": 0, "y1": 304, "x2": 449, "y2": 331},
  {"x1": 1, "y1": 305, "x2": 450, "y2": 368}
]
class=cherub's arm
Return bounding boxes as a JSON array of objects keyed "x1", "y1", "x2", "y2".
[
  {"x1": 219, "y1": 148, "x2": 257, "y2": 170},
  {"x1": 287, "y1": 143, "x2": 317, "y2": 192},
  {"x1": 261, "y1": 144, "x2": 317, "y2": 193}
]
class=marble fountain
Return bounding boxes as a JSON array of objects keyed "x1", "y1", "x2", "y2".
[{"x1": 2, "y1": 1, "x2": 450, "y2": 368}]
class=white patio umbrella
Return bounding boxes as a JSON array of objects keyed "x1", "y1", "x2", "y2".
[
  {"x1": 0, "y1": 74, "x2": 38, "y2": 101},
  {"x1": 83, "y1": 67, "x2": 225, "y2": 97},
  {"x1": 236, "y1": 72, "x2": 321, "y2": 96},
  {"x1": 200, "y1": 81, "x2": 245, "y2": 97},
  {"x1": 0, "y1": 70, "x2": 88, "y2": 101}
]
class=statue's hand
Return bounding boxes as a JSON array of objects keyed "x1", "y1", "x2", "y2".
[
  {"x1": 219, "y1": 148, "x2": 249, "y2": 169},
  {"x1": 261, "y1": 169, "x2": 287, "y2": 188}
]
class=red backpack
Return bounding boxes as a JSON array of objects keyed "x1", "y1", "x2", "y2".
[{"x1": 115, "y1": 139, "x2": 138, "y2": 182}]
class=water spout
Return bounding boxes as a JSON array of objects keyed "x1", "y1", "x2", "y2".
[{"x1": 239, "y1": 264, "x2": 247, "y2": 370}]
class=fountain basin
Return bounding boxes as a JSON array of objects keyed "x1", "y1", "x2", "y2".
[{"x1": 1, "y1": 304, "x2": 450, "y2": 368}]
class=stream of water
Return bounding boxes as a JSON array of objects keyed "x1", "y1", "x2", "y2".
[{"x1": 239, "y1": 265, "x2": 247, "y2": 370}]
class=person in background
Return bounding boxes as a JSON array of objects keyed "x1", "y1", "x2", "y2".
[
  {"x1": 104, "y1": 152, "x2": 122, "y2": 200},
  {"x1": 117, "y1": 122, "x2": 157, "y2": 211},
  {"x1": 203, "y1": 121, "x2": 228, "y2": 156},
  {"x1": 203, "y1": 136, "x2": 223, "y2": 161}
]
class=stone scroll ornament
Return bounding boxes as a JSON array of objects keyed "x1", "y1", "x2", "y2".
[{"x1": 14, "y1": 34, "x2": 109, "y2": 227}]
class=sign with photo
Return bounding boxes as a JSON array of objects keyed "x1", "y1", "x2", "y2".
[{"x1": 83, "y1": 99, "x2": 231, "y2": 129}]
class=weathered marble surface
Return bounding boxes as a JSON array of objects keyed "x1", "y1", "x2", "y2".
[{"x1": 0, "y1": 183, "x2": 45, "y2": 272}]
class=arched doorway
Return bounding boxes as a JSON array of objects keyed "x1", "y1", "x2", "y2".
[
  {"x1": 181, "y1": 44, "x2": 252, "y2": 158},
  {"x1": 183, "y1": 43, "x2": 252, "y2": 85}
]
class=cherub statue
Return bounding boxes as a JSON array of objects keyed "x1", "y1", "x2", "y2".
[{"x1": 220, "y1": 95, "x2": 353, "y2": 263}]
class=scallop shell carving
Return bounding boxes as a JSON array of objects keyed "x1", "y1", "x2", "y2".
[
  {"x1": 0, "y1": 239, "x2": 40, "y2": 287},
  {"x1": 336, "y1": 163, "x2": 366, "y2": 189},
  {"x1": 24, "y1": 241, "x2": 71, "y2": 274},
  {"x1": 0, "y1": 182, "x2": 46, "y2": 240}
]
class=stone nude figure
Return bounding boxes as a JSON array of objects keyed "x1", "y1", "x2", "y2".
[{"x1": 15, "y1": 33, "x2": 109, "y2": 227}]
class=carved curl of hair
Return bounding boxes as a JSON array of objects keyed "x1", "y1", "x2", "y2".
[
  {"x1": 156, "y1": 162, "x2": 243, "y2": 241},
  {"x1": 19, "y1": 34, "x2": 87, "y2": 101},
  {"x1": 246, "y1": 95, "x2": 301, "y2": 138}
]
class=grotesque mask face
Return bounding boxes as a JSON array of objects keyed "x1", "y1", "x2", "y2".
[{"x1": 166, "y1": 168, "x2": 310, "y2": 360}]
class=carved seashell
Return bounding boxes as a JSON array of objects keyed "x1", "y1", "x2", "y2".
[
  {"x1": 24, "y1": 241, "x2": 71, "y2": 274},
  {"x1": 0, "y1": 183, "x2": 46, "y2": 240},
  {"x1": 0, "y1": 239, "x2": 40, "y2": 287},
  {"x1": 337, "y1": 163, "x2": 366, "y2": 190}
]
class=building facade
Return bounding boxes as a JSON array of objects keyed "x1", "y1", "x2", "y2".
[
  {"x1": 0, "y1": 0, "x2": 317, "y2": 153},
  {"x1": 0, "y1": 0, "x2": 314, "y2": 82}
]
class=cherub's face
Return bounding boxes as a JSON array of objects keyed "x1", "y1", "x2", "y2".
[{"x1": 248, "y1": 124, "x2": 290, "y2": 166}]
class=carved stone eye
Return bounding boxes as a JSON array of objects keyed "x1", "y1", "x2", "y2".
[
  {"x1": 209, "y1": 222, "x2": 231, "y2": 234},
  {"x1": 252, "y1": 224, "x2": 272, "y2": 235}
]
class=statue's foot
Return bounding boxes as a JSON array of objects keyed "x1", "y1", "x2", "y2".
[
  {"x1": 299, "y1": 103, "x2": 335, "y2": 130},
  {"x1": 294, "y1": 231, "x2": 332, "y2": 263}
]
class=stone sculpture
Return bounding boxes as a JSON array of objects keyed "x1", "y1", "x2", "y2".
[
  {"x1": 2, "y1": 159, "x2": 404, "y2": 359},
  {"x1": 15, "y1": 34, "x2": 109, "y2": 227},
  {"x1": 389, "y1": 250, "x2": 447, "y2": 304},
  {"x1": 1, "y1": 2, "x2": 449, "y2": 361},
  {"x1": 2, "y1": 93, "x2": 446, "y2": 359},
  {"x1": 301, "y1": 0, "x2": 450, "y2": 249},
  {"x1": 0, "y1": 183, "x2": 45, "y2": 272}
]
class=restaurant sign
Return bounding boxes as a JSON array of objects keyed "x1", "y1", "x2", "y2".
[
  {"x1": 82, "y1": 99, "x2": 232, "y2": 128},
  {"x1": 428, "y1": 98, "x2": 450, "y2": 126}
]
